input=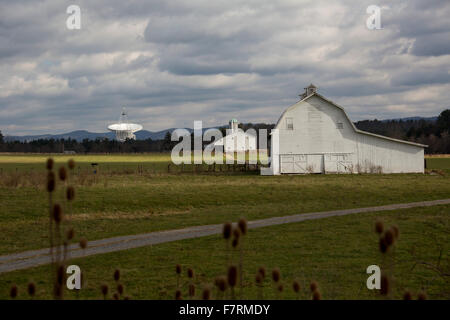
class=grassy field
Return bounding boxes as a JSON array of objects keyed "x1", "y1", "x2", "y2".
[
  {"x1": 0, "y1": 166, "x2": 449, "y2": 255},
  {"x1": 0, "y1": 153, "x2": 267, "y2": 174},
  {"x1": 426, "y1": 156, "x2": 450, "y2": 172},
  {"x1": 0, "y1": 153, "x2": 173, "y2": 173},
  {"x1": 0, "y1": 153, "x2": 447, "y2": 173},
  {"x1": 0, "y1": 205, "x2": 448, "y2": 300},
  {"x1": 0, "y1": 153, "x2": 449, "y2": 299}
]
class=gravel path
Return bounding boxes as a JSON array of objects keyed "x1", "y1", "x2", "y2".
[{"x1": 1, "y1": 198, "x2": 449, "y2": 274}]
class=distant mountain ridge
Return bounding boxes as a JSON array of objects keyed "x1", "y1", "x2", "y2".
[
  {"x1": 380, "y1": 116, "x2": 437, "y2": 122},
  {"x1": 4, "y1": 129, "x2": 178, "y2": 142},
  {"x1": 4, "y1": 116, "x2": 438, "y2": 142}
]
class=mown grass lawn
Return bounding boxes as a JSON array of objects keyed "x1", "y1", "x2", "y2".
[{"x1": 1, "y1": 205, "x2": 448, "y2": 300}]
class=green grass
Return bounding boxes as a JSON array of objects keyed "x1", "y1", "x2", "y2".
[
  {"x1": 0, "y1": 153, "x2": 266, "y2": 173},
  {"x1": 426, "y1": 157, "x2": 450, "y2": 172},
  {"x1": 0, "y1": 154, "x2": 449, "y2": 255},
  {"x1": 0, "y1": 153, "x2": 173, "y2": 173},
  {"x1": 1, "y1": 205, "x2": 448, "y2": 300},
  {"x1": 0, "y1": 153, "x2": 448, "y2": 300}
]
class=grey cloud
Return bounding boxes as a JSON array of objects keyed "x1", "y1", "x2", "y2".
[
  {"x1": 412, "y1": 32, "x2": 450, "y2": 57},
  {"x1": 0, "y1": 0, "x2": 449, "y2": 135},
  {"x1": 391, "y1": 68, "x2": 450, "y2": 87}
]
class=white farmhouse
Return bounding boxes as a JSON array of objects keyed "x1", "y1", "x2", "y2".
[
  {"x1": 261, "y1": 84, "x2": 427, "y2": 175},
  {"x1": 210, "y1": 119, "x2": 257, "y2": 152}
]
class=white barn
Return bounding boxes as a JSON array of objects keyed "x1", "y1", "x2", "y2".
[
  {"x1": 262, "y1": 85, "x2": 427, "y2": 175},
  {"x1": 209, "y1": 119, "x2": 257, "y2": 152}
]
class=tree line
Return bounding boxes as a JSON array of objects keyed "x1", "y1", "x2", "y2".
[
  {"x1": 0, "y1": 135, "x2": 174, "y2": 153},
  {"x1": 0, "y1": 110, "x2": 448, "y2": 154},
  {"x1": 354, "y1": 109, "x2": 450, "y2": 154}
]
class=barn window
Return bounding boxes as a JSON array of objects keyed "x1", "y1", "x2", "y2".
[
  {"x1": 336, "y1": 122, "x2": 343, "y2": 129},
  {"x1": 286, "y1": 117, "x2": 293, "y2": 130}
]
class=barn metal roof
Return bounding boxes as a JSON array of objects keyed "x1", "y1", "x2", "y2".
[{"x1": 274, "y1": 92, "x2": 428, "y2": 148}]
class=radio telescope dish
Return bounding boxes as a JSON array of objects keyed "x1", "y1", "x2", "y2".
[{"x1": 108, "y1": 108, "x2": 143, "y2": 142}]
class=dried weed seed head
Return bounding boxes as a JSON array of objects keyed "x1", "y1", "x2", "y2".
[
  {"x1": 202, "y1": 286, "x2": 211, "y2": 300},
  {"x1": 293, "y1": 280, "x2": 300, "y2": 293},
  {"x1": 187, "y1": 268, "x2": 194, "y2": 279},
  {"x1": 258, "y1": 267, "x2": 266, "y2": 279},
  {"x1": 380, "y1": 274, "x2": 389, "y2": 296},
  {"x1": 379, "y1": 236, "x2": 388, "y2": 253},
  {"x1": 27, "y1": 282, "x2": 36, "y2": 297},
  {"x1": 255, "y1": 272, "x2": 263, "y2": 285},
  {"x1": 47, "y1": 172, "x2": 55, "y2": 192},
  {"x1": 56, "y1": 265, "x2": 65, "y2": 286},
  {"x1": 233, "y1": 228, "x2": 241, "y2": 240},
  {"x1": 68, "y1": 159, "x2": 75, "y2": 170},
  {"x1": 46, "y1": 158, "x2": 54, "y2": 170},
  {"x1": 227, "y1": 265, "x2": 238, "y2": 287},
  {"x1": 54, "y1": 284, "x2": 63, "y2": 299},
  {"x1": 232, "y1": 229, "x2": 240, "y2": 248},
  {"x1": 417, "y1": 292, "x2": 427, "y2": 300},
  {"x1": 114, "y1": 269, "x2": 121, "y2": 282},
  {"x1": 52, "y1": 204, "x2": 63, "y2": 223},
  {"x1": 216, "y1": 276, "x2": 227, "y2": 292},
  {"x1": 310, "y1": 281, "x2": 318, "y2": 292},
  {"x1": 238, "y1": 218, "x2": 247, "y2": 236},
  {"x1": 66, "y1": 186, "x2": 75, "y2": 201},
  {"x1": 175, "y1": 290, "x2": 182, "y2": 300},
  {"x1": 66, "y1": 228, "x2": 75, "y2": 240},
  {"x1": 223, "y1": 223, "x2": 232, "y2": 240},
  {"x1": 58, "y1": 166, "x2": 67, "y2": 181},
  {"x1": 403, "y1": 291, "x2": 412, "y2": 300},
  {"x1": 312, "y1": 289, "x2": 321, "y2": 300},
  {"x1": 271, "y1": 268, "x2": 280, "y2": 283},
  {"x1": 176, "y1": 264, "x2": 182, "y2": 275},
  {"x1": 10, "y1": 285, "x2": 18, "y2": 299},
  {"x1": 101, "y1": 284, "x2": 109, "y2": 297},
  {"x1": 188, "y1": 284, "x2": 195, "y2": 297},
  {"x1": 79, "y1": 238, "x2": 88, "y2": 249},
  {"x1": 384, "y1": 229, "x2": 394, "y2": 246},
  {"x1": 80, "y1": 271, "x2": 85, "y2": 289},
  {"x1": 375, "y1": 220, "x2": 384, "y2": 234}
]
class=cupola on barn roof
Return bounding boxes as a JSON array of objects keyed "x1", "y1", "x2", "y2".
[{"x1": 300, "y1": 83, "x2": 318, "y2": 99}]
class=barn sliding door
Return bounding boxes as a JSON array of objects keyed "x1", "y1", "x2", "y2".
[
  {"x1": 306, "y1": 154, "x2": 324, "y2": 173},
  {"x1": 280, "y1": 154, "x2": 325, "y2": 174},
  {"x1": 280, "y1": 155, "x2": 307, "y2": 173},
  {"x1": 323, "y1": 154, "x2": 353, "y2": 173}
]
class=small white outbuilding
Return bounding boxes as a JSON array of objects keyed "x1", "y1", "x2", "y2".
[
  {"x1": 261, "y1": 84, "x2": 427, "y2": 175},
  {"x1": 210, "y1": 119, "x2": 257, "y2": 152}
]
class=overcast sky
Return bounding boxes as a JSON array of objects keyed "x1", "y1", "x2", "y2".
[{"x1": 0, "y1": 0, "x2": 449, "y2": 135}]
